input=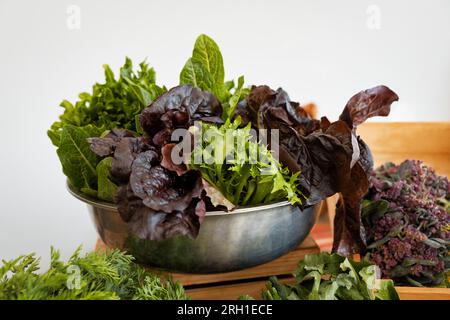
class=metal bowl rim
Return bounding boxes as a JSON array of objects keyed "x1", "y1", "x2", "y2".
[{"x1": 67, "y1": 181, "x2": 293, "y2": 216}]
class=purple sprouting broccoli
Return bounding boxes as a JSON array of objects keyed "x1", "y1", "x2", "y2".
[{"x1": 362, "y1": 160, "x2": 450, "y2": 287}]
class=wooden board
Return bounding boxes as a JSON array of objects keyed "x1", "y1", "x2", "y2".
[
  {"x1": 395, "y1": 287, "x2": 450, "y2": 300},
  {"x1": 358, "y1": 122, "x2": 450, "y2": 177},
  {"x1": 187, "y1": 279, "x2": 450, "y2": 300}
]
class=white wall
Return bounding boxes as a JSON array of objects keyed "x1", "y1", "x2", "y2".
[{"x1": 0, "y1": 0, "x2": 449, "y2": 267}]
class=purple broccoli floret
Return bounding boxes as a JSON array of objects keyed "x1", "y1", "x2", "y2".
[{"x1": 363, "y1": 160, "x2": 450, "y2": 286}]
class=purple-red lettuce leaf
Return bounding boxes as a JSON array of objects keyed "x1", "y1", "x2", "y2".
[
  {"x1": 88, "y1": 117, "x2": 207, "y2": 241},
  {"x1": 139, "y1": 85, "x2": 223, "y2": 138},
  {"x1": 237, "y1": 85, "x2": 398, "y2": 256},
  {"x1": 339, "y1": 86, "x2": 399, "y2": 128},
  {"x1": 127, "y1": 199, "x2": 205, "y2": 241},
  {"x1": 130, "y1": 151, "x2": 203, "y2": 213}
]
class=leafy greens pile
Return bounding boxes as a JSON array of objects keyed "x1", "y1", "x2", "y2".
[
  {"x1": 50, "y1": 34, "x2": 399, "y2": 251},
  {"x1": 0, "y1": 246, "x2": 188, "y2": 300},
  {"x1": 362, "y1": 160, "x2": 450, "y2": 287},
  {"x1": 233, "y1": 84, "x2": 399, "y2": 255},
  {"x1": 64, "y1": 35, "x2": 303, "y2": 241},
  {"x1": 88, "y1": 86, "x2": 219, "y2": 241},
  {"x1": 49, "y1": 58, "x2": 165, "y2": 199},
  {"x1": 241, "y1": 252, "x2": 399, "y2": 300},
  {"x1": 48, "y1": 58, "x2": 165, "y2": 146}
]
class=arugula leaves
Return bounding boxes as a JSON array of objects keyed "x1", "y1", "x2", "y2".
[
  {"x1": 256, "y1": 252, "x2": 399, "y2": 300},
  {"x1": 180, "y1": 34, "x2": 249, "y2": 120}
]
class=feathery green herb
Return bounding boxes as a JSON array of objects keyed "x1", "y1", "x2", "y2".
[{"x1": 0, "y1": 247, "x2": 188, "y2": 300}]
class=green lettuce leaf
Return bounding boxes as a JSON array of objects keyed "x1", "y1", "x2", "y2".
[
  {"x1": 56, "y1": 125, "x2": 101, "y2": 190},
  {"x1": 192, "y1": 34, "x2": 225, "y2": 84},
  {"x1": 179, "y1": 34, "x2": 249, "y2": 120},
  {"x1": 96, "y1": 157, "x2": 117, "y2": 202},
  {"x1": 180, "y1": 58, "x2": 214, "y2": 91}
]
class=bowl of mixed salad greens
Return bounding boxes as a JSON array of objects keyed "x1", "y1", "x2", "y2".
[{"x1": 49, "y1": 34, "x2": 398, "y2": 273}]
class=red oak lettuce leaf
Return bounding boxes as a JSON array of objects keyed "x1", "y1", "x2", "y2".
[
  {"x1": 160, "y1": 143, "x2": 188, "y2": 176},
  {"x1": 236, "y1": 85, "x2": 398, "y2": 256},
  {"x1": 339, "y1": 85, "x2": 399, "y2": 127},
  {"x1": 110, "y1": 137, "x2": 155, "y2": 183},
  {"x1": 88, "y1": 126, "x2": 206, "y2": 241},
  {"x1": 127, "y1": 199, "x2": 205, "y2": 241},
  {"x1": 234, "y1": 85, "x2": 319, "y2": 135},
  {"x1": 130, "y1": 150, "x2": 203, "y2": 213},
  {"x1": 88, "y1": 129, "x2": 136, "y2": 157}
]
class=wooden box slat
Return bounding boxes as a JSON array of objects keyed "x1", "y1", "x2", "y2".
[
  {"x1": 358, "y1": 122, "x2": 450, "y2": 177},
  {"x1": 187, "y1": 280, "x2": 450, "y2": 300},
  {"x1": 394, "y1": 287, "x2": 450, "y2": 300},
  {"x1": 187, "y1": 279, "x2": 271, "y2": 300}
]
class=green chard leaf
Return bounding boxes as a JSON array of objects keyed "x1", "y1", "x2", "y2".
[{"x1": 179, "y1": 34, "x2": 226, "y2": 98}]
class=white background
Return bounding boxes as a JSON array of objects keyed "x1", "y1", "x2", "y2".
[{"x1": 0, "y1": 0, "x2": 449, "y2": 267}]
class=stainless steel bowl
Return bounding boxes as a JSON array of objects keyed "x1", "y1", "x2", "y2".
[{"x1": 68, "y1": 183, "x2": 320, "y2": 273}]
